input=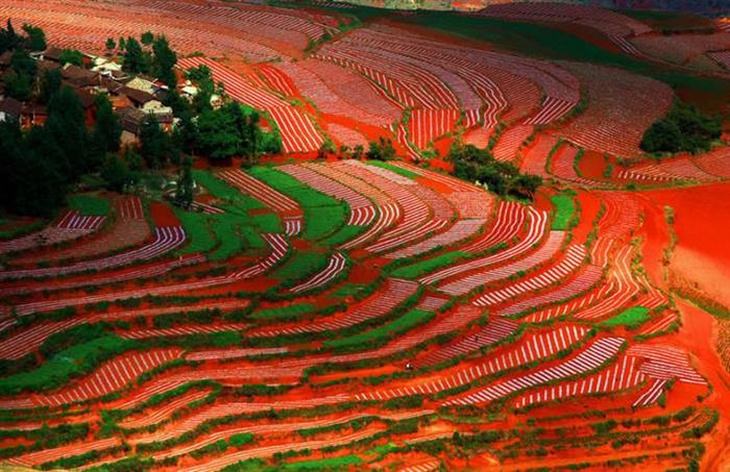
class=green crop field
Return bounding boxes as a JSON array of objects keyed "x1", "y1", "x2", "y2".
[
  {"x1": 68, "y1": 194, "x2": 111, "y2": 216},
  {"x1": 391, "y1": 251, "x2": 468, "y2": 279},
  {"x1": 324, "y1": 309, "x2": 434, "y2": 350},
  {"x1": 249, "y1": 166, "x2": 348, "y2": 241},
  {"x1": 271, "y1": 251, "x2": 328, "y2": 285},
  {"x1": 599, "y1": 307, "x2": 650, "y2": 330},
  {"x1": 250, "y1": 303, "x2": 316, "y2": 320},
  {"x1": 0, "y1": 335, "x2": 135, "y2": 396},
  {"x1": 367, "y1": 160, "x2": 418, "y2": 179},
  {"x1": 551, "y1": 192, "x2": 576, "y2": 230},
  {"x1": 193, "y1": 170, "x2": 265, "y2": 212},
  {"x1": 319, "y1": 224, "x2": 367, "y2": 247}
]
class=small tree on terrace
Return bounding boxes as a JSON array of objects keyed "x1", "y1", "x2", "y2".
[
  {"x1": 22, "y1": 24, "x2": 46, "y2": 52},
  {"x1": 176, "y1": 156, "x2": 194, "y2": 208},
  {"x1": 91, "y1": 93, "x2": 122, "y2": 155},
  {"x1": 123, "y1": 37, "x2": 149, "y2": 74},
  {"x1": 196, "y1": 104, "x2": 240, "y2": 161},
  {"x1": 152, "y1": 35, "x2": 177, "y2": 87},
  {"x1": 100, "y1": 153, "x2": 133, "y2": 192},
  {"x1": 59, "y1": 49, "x2": 84, "y2": 66},
  {"x1": 366, "y1": 137, "x2": 396, "y2": 161},
  {"x1": 0, "y1": 19, "x2": 20, "y2": 54},
  {"x1": 139, "y1": 114, "x2": 168, "y2": 168},
  {"x1": 140, "y1": 31, "x2": 154, "y2": 46},
  {"x1": 105, "y1": 37, "x2": 116, "y2": 54},
  {"x1": 40, "y1": 69, "x2": 62, "y2": 104}
]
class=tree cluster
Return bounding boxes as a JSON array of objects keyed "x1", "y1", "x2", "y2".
[
  {"x1": 118, "y1": 32, "x2": 177, "y2": 87},
  {"x1": 366, "y1": 137, "x2": 397, "y2": 161},
  {"x1": 641, "y1": 101, "x2": 722, "y2": 154},
  {"x1": 0, "y1": 86, "x2": 123, "y2": 217},
  {"x1": 449, "y1": 143, "x2": 542, "y2": 200},
  {"x1": 161, "y1": 66, "x2": 282, "y2": 164}
]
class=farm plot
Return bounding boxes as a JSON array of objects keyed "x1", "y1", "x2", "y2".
[
  {"x1": 0, "y1": 226, "x2": 187, "y2": 280},
  {"x1": 557, "y1": 62, "x2": 673, "y2": 157},
  {"x1": 357, "y1": 325, "x2": 590, "y2": 401},
  {"x1": 420, "y1": 206, "x2": 546, "y2": 285},
  {"x1": 514, "y1": 354, "x2": 646, "y2": 409},
  {"x1": 248, "y1": 166, "x2": 349, "y2": 241},
  {"x1": 250, "y1": 278, "x2": 419, "y2": 337},
  {"x1": 0, "y1": 210, "x2": 105, "y2": 255},
  {"x1": 14, "y1": 197, "x2": 149, "y2": 265},
  {"x1": 472, "y1": 243, "x2": 587, "y2": 307},
  {"x1": 438, "y1": 228, "x2": 564, "y2": 296},
  {"x1": 446, "y1": 336, "x2": 625, "y2": 405}
]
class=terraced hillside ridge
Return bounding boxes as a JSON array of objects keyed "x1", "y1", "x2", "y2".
[{"x1": 0, "y1": 1, "x2": 729, "y2": 471}]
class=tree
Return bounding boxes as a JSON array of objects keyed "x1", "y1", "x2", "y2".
[
  {"x1": 641, "y1": 101, "x2": 722, "y2": 154},
  {"x1": 40, "y1": 68, "x2": 62, "y2": 104},
  {"x1": 187, "y1": 65, "x2": 215, "y2": 113},
  {"x1": 0, "y1": 120, "x2": 66, "y2": 217},
  {"x1": 118, "y1": 36, "x2": 126, "y2": 51},
  {"x1": 59, "y1": 49, "x2": 84, "y2": 66},
  {"x1": 22, "y1": 24, "x2": 46, "y2": 51},
  {"x1": 151, "y1": 35, "x2": 177, "y2": 87},
  {"x1": 45, "y1": 86, "x2": 89, "y2": 178},
  {"x1": 176, "y1": 156, "x2": 194, "y2": 208},
  {"x1": 91, "y1": 94, "x2": 122, "y2": 155},
  {"x1": 352, "y1": 144, "x2": 364, "y2": 159},
  {"x1": 122, "y1": 37, "x2": 148, "y2": 74},
  {"x1": 449, "y1": 142, "x2": 541, "y2": 200},
  {"x1": 0, "y1": 19, "x2": 20, "y2": 54},
  {"x1": 640, "y1": 120, "x2": 682, "y2": 154},
  {"x1": 11, "y1": 48, "x2": 36, "y2": 77},
  {"x1": 100, "y1": 153, "x2": 132, "y2": 192},
  {"x1": 105, "y1": 37, "x2": 116, "y2": 53},
  {"x1": 196, "y1": 106, "x2": 240, "y2": 160},
  {"x1": 139, "y1": 115, "x2": 168, "y2": 168},
  {"x1": 140, "y1": 31, "x2": 154, "y2": 46},
  {"x1": 366, "y1": 137, "x2": 396, "y2": 161},
  {"x1": 5, "y1": 70, "x2": 33, "y2": 101}
]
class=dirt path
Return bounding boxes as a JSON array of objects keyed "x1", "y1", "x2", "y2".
[
  {"x1": 489, "y1": 445, "x2": 689, "y2": 470},
  {"x1": 675, "y1": 298, "x2": 730, "y2": 471}
]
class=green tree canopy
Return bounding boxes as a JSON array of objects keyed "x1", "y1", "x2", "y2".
[
  {"x1": 152, "y1": 35, "x2": 177, "y2": 87},
  {"x1": 22, "y1": 23, "x2": 46, "y2": 51}
]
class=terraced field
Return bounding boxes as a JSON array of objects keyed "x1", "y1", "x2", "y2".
[
  {"x1": 0, "y1": 157, "x2": 721, "y2": 470},
  {"x1": 1, "y1": 0, "x2": 729, "y2": 470}
]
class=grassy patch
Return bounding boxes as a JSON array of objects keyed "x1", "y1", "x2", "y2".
[
  {"x1": 250, "y1": 303, "x2": 316, "y2": 320},
  {"x1": 279, "y1": 455, "x2": 363, "y2": 471},
  {"x1": 174, "y1": 209, "x2": 217, "y2": 255},
  {"x1": 319, "y1": 224, "x2": 367, "y2": 248},
  {"x1": 324, "y1": 309, "x2": 434, "y2": 350},
  {"x1": 193, "y1": 170, "x2": 264, "y2": 212},
  {"x1": 68, "y1": 194, "x2": 111, "y2": 216},
  {"x1": 248, "y1": 166, "x2": 348, "y2": 241},
  {"x1": 271, "y1": 251, "x2": 328, "y2": 285},
  {"x1": 174, "y1": 209, "x2": 270, "y2": 260},
  {"x1": 332, "y1": 283, "x2": 368, "y2": 298},
  {"x1": 599, "y1": 307, "x2": 650, "y2": 330},
  {"x1": 0, "y1": 336, "x2": 136, "y2": 395},
  {"x1": 391, "y1": 251, "x2": 468, "y2": 279},
  {"x1": 367, "y1": 160, "x2": 418, "y2": 179},
  {"x1": 551, "y1": 192, "x2": 576, "y2": 230}
]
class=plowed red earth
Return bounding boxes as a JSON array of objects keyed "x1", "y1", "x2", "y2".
[{"x1": 645, "y1": 183, "x2": 730, "y2": 306}]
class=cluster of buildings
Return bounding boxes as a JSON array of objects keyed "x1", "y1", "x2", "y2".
[{"x1": 0, "y1": 47, "x2": 198, "y2": 143}]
